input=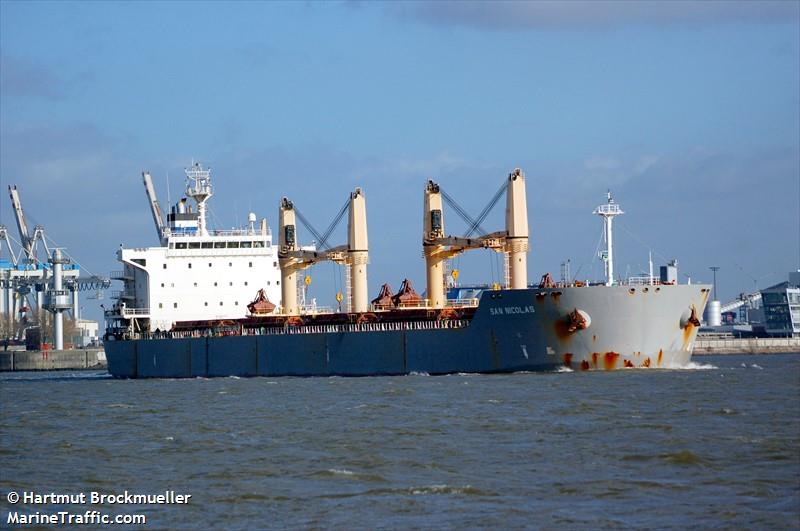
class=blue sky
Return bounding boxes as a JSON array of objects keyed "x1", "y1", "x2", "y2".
[{"x1": 1, "y1": 1, "x2": 799, "y2": 322}]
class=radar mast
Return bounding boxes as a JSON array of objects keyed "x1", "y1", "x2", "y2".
[{"x1": 185, "y1": 161, "x2": 213, "y2": 236}]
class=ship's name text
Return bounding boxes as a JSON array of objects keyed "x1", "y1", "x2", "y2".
[{"x1": 490, "y1": 305, "x2": 535, "y2": 316}]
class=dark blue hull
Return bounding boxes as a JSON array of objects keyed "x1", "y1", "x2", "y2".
[
  {"x1": 104, "y1": 285, "x2": 709, "y2": 378},
  {"x1": 105, "y1": 289, "x2": 559, "y2": 378}
]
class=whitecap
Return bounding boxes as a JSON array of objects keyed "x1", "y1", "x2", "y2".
[
  {"x1": 667, "y1": 361, "x2": 717, "y2": 370},
  {"x1": 750, "y1": 364, "x2": 763, "y2": 370}
]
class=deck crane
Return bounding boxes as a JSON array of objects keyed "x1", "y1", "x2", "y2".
[
  {"x1": 423, "y1": 169, "x2": 529, "y2": 308},
  {"x1": 279, "y1": 190, "x2": 369, "y2": 315},
  {"x1": 142, "y1": 172, "x2": 168, "y2": 246}
]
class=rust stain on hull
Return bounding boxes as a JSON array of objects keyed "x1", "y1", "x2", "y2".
[
  {"x1": 603, "y1": 352, "x2": 620, "y2": 370},
  {"x1": 580, "y1": 360, "x2": 590, "y2": 371},
  {"x1": 657, "y1": 349, "x2": 663, "y2": 366},
  {"x1": 641, "y1": 357, "x2": 651, "y2": 368},
  {"x1": 591, "y1": 352, "x2": 599, "y2": 368},
  {"x1": 554, "y1": 319, "x2": 572, "y2": 341},
  {"x1": 623, "y1": 359, "x2": 634, "y2": 368},
  {"x1": 563, "y1": 353, "x2": 573, "y2": 367}
]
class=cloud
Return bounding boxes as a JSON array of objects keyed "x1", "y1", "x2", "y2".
[
  {"x1": 357, "y1": 151, "x2": 482, "y2": 181},
  {"x1": 0, "y1": 54, "x2": 65, "y2": 100},
  {"x1": 384, "y1": 1, "x2": 800, "y2": 31}
]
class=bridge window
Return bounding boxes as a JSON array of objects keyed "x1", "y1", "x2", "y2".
[
  {"x1": 173, "y1": 303, "x2": 178, "y2": 308},
  {"x1": 253, "y1": 241, "x2": 264, "y2": 248},
  {"x1": 158, "y1": 303, "x2": 163, "y2": 309},
  {"x1": 176, "y1": 243, "x2": 187, "y2": 249},
  {"x1": 189, "y1": 242, "x2": 201, "y2": 249},
  {"x1": 201, "y1": 242, "x2": 213, "y2": 249},
  {"x1": 241, "y1": 241, "x2": 252, "y2": 248},
  {"x1": 227, "y1": 241, "x2": 240, "y2": 249},
  {"x1": 214, "y1": 242, "x2": 226, "y2": 249}
]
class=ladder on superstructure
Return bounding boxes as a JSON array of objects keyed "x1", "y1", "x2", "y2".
[
  {"x1": 504, "y1": 253, "x2": 510, "y2": 289},
  {"x1": 345, "y1": 265, "x2": 352, "y2": 313}
]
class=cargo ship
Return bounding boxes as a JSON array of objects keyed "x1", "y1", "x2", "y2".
[{"x1": 104, "y1": 165, "x2": 710, "y2": 378}]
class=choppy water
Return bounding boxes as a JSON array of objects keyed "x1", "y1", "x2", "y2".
[{"x1": 1, "y1": 354, "x2": 799, "y2": 529}]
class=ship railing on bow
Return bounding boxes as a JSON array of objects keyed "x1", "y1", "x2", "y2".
[{"x1": 625, "y1": 276, "x2": 662, "y2": 286}]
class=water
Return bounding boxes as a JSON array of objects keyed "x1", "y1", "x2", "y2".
[{"x1": 1, "y1": 354, "x2": 799, "y2": 529}]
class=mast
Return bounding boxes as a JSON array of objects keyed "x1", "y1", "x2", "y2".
[
  {"x1": 185, "y1": 162, "x2": 213, "y2": 237},
  {"x1": 278, "y1": 198, "x2": 299, "y2": 315},
  {"x1": 348, "y1": 188, "x2": 369, "y2": 313},
  {"x1": 594, "y1": 191, "x2": 624, "y2": 286},
  {"x1": 423, "y1": 181, "x2": 446, "y2": 308},
  {"x1": 505, "y1": 168, "x2": 529, "y2": 289}
]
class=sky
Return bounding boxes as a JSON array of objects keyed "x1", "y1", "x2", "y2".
[{"x1": 1, "y1": 0, "x2": 799, "y2": 325}]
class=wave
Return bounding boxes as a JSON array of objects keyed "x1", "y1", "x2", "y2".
[{"x1": 665, "y1": 361, "x2": 718, "y2": 370}]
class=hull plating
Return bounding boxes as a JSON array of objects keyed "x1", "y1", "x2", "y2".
[{"x1": 105, "y1": 285, "x2": 709, "y2": 378}]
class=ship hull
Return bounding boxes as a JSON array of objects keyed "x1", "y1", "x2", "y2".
[{"x1": 104, "y1": 285, "x2": 709, "y2": 378}]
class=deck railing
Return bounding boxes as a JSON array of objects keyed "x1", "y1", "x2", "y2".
[{"x1": 128, "y1": 318, "x2": 471, "y2": 340}]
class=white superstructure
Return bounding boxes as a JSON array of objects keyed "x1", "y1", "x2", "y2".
[{"x1": 107, "y1": 163, "x2": 281, "y2": 334}]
